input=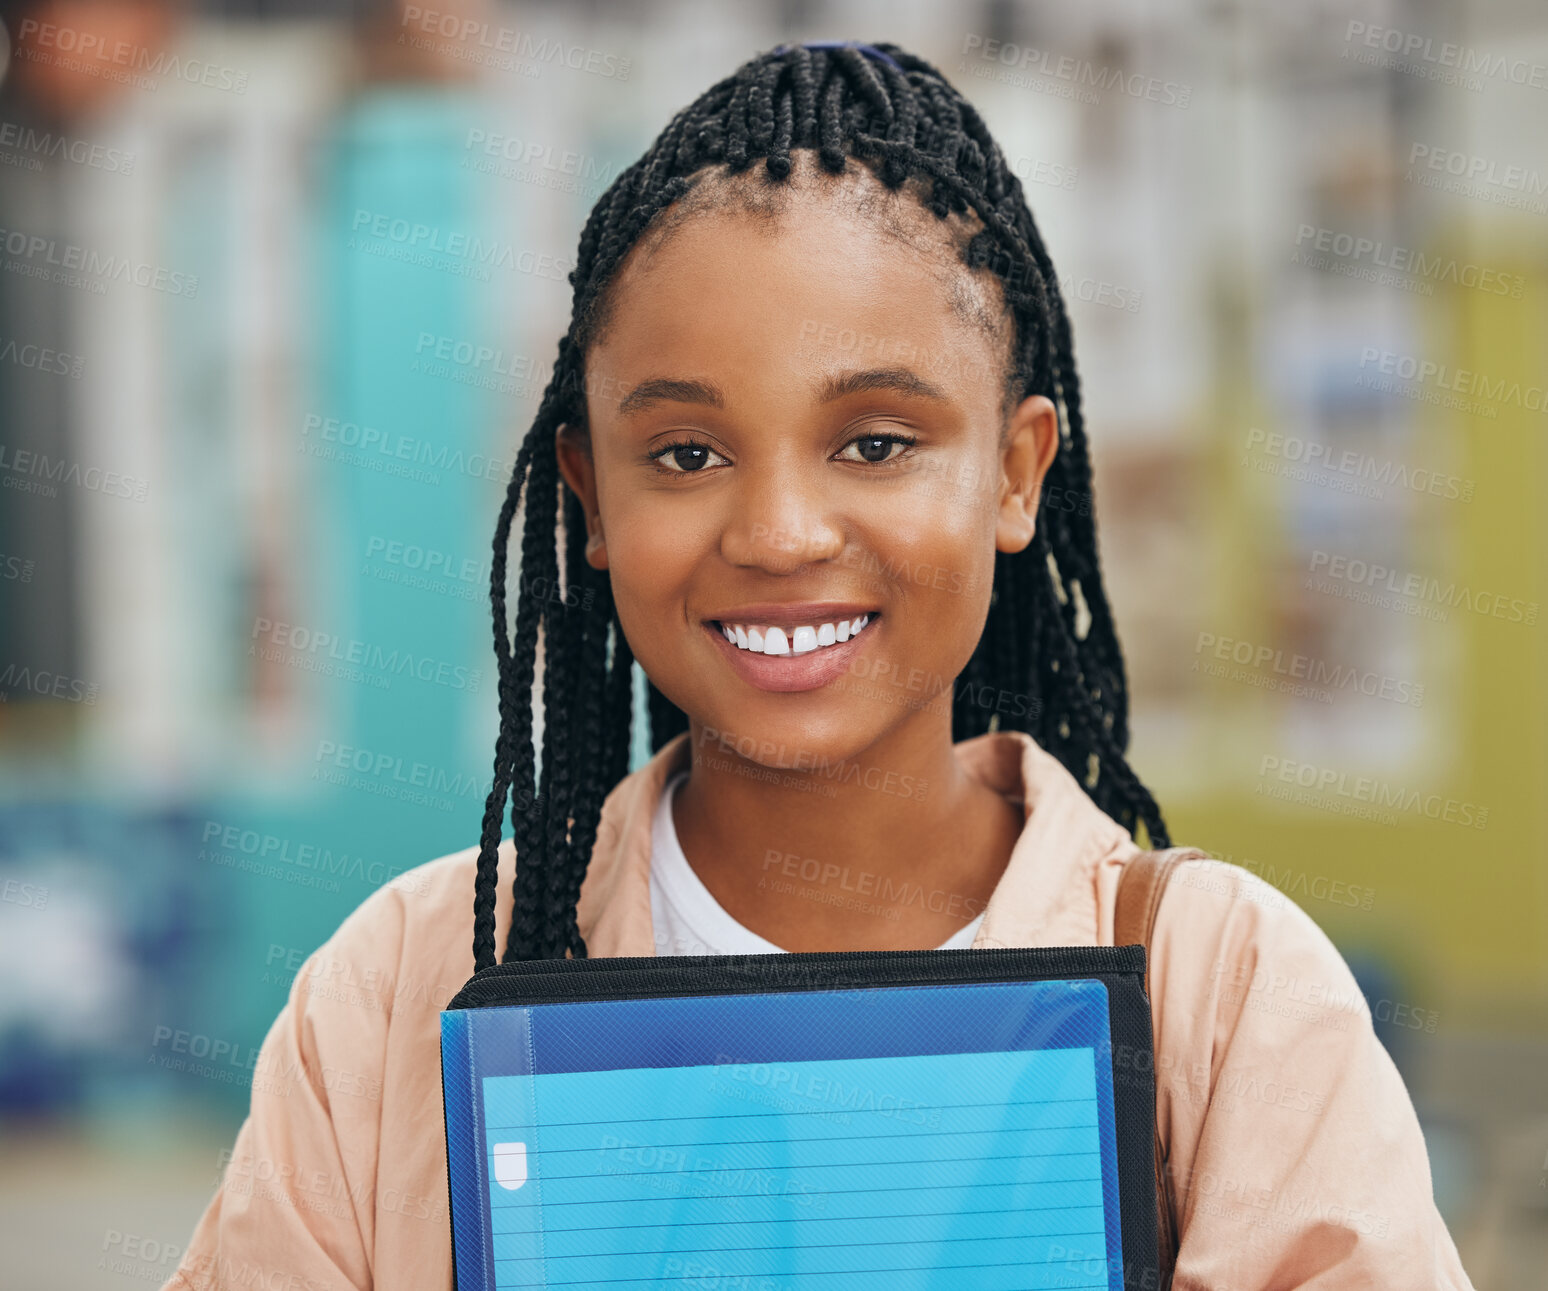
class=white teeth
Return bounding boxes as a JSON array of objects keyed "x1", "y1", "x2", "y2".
[{"x1": 720, "y1": 614, "x2": 876, "y2": 655}]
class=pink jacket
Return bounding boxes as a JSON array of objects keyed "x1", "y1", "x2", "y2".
[{"x1": 165, "y1": 728, "x2": 1475, "y2": 1290}]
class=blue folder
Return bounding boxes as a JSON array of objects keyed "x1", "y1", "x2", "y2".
[{"x1": 441, "y1": 948, "x2": 1161, "y2": 1290}]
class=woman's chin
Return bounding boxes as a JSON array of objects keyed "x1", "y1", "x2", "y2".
[{"x1": 686, "y1": 705, "x2": 913, "y2": 778}]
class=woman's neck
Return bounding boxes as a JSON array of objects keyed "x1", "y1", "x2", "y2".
[{"x1": 672, "y1": 712, "x2": 1025, "y2": 952}]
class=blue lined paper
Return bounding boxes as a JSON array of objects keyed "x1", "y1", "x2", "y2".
[{"x1": 445, "y1": 979, "x2": 1123, "y2": 1290}]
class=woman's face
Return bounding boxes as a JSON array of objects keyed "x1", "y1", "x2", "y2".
[{"x1": 557, "y1": 167, "x2": 1058, "y2": 768}]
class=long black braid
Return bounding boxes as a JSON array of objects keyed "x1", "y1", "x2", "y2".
[{"x1": 473, "y1": 41, "x2": 1171, "y2": 970}]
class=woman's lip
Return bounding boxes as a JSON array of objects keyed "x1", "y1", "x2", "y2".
[
  {"x1": 702, "y1": 615, "x2": 880, "y2": 694},
  {"x1": 707, "y1": 602, "x2": 880, "y2": 624}
]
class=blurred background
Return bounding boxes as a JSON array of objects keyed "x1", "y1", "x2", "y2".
[{"x1": 0, "y1": 0, "x2": 1543, "y2": 1285}]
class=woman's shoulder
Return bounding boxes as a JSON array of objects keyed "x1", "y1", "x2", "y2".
[
  {"x1": 1137, "y1": 850, "x2": 1374, "y2": 1033},
  {"x1": 294, "y1": 836, "x2": 516, "y2": 1020}
]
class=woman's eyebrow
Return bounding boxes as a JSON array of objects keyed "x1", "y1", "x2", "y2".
[
  {"x1": 616, "y1": 377, "x2": 724, "y2": 416},
  {"x1": 614, "y1": 367, "x2": 949, "y2": 417},
  {"x1": 818, "y1": 367, "x2": 950, "y2": 403}
]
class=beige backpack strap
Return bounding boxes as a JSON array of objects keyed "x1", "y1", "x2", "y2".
[{"x1": 1115, "y1": 848, "x2": 1193, "y2": 1290}]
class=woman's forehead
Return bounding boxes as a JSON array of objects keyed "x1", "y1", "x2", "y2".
[
  {"x1": 587, "y1": 156, "x2": 1014, "y2": 379},
  {"x1": 588, "y1": 210, "x2": 1008, "y2": 404}
]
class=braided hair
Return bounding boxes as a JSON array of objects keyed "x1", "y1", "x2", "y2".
[{"x1": 472, "y1": 41, "x2": 1171, "y2": 971}]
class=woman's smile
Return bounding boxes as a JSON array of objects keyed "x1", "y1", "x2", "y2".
[{"x1": 701, "y1": 605, "x2": 882, "y2": 693}]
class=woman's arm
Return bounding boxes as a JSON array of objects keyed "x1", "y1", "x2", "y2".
[
  {"x1": 1151, "y1": 859, "x2": 1474, "y2": 1290},
  {"x1": 160, "y1": 888, "x2": 410, "y2": 1291}
]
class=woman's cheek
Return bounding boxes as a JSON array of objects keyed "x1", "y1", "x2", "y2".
[
  {"x1": 918, "y1": 481, "x2": 1000, "y2": 644},
  {"x1": 881, "y1": 472, "x2": 995, "y2": 587},
  {"x1": 605, "y1": 497, "x2": 709, "y2": 584},
  {"x1": 598, "y1": 509, "x2": 695, "y2": 659}
]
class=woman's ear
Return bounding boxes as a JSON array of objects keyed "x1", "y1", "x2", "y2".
[
  {"x1": 995, "y1": 394, "x2": 1061, "y2": 554},
  {"x1": 554, "y1": 423, "x2": 609, "y2": 571}
]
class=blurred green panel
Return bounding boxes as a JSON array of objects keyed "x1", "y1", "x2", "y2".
[{"x1": 189, "y1": 88, "x2": 504, "y2": 1093}]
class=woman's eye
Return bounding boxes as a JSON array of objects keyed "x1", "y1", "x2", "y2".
[
  {"x1": 838, "y1": 432, "x2": 917, "y2": 465},
  {"x1": 648, "y1": 440, "x2": 729, "y2": 473},
  {"x1": 647, "y1": 431, "x2": 917, "y2": 473}
]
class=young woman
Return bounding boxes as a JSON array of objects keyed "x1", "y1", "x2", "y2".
[{"x1": 166, "y1": 41, "x2": 1473, "y2": 1291}]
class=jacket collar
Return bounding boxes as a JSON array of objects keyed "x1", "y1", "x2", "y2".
[{"x1": 575, "y1": 727, "x2": 1137, "y2": 957}]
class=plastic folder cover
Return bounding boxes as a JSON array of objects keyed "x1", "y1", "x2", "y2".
[{"x1": 441, "y1": 948, "x2": 1159, "y2": 1291}]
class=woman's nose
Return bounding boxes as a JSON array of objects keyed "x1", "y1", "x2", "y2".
[{"x1": 718, "y1": 464, "x2": 845, "y2": 573}]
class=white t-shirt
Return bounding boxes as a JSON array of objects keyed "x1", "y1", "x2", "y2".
[{"x1": 649, "y1": 770, "x2": 986, "y2": 955}]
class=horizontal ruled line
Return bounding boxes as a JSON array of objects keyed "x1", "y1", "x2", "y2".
[
  {"x1": 484, "y1": 1120, "x2": 1097, "y2": 1158},
  {"x1": 501, "y1": 1199, "x2": 1106, "y2": 1237},
  {"x1": 483, "y1": 1095, "x2": 1095, "y2": 1133},
  {"x1": 494, "y1": 1227, "x2": 1107, "y2": 1263},
  {"x1": 492, "y1": 1174, "x2": 1103, "y2": 1210},
  {"x1": 495, "y1": 1255, "x2": 1110, "y2": 1288},
  {"x1": 519, "y1": 1148, "x2": 1100, "y2": 1183}
]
